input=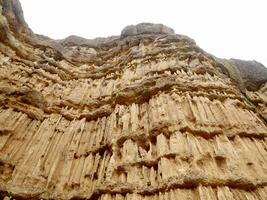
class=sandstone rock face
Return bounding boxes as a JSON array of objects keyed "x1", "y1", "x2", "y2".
[
  {"x1": 0, "y1": 1, "x2": 267, "y2": 200},
  {"x1": 121, "y1": 23, "x2": 175, "y2": 38}
]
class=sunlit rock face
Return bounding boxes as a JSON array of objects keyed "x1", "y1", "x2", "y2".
[{"x1": 1, "y1": 0, "x2": 267, "y2": 199}]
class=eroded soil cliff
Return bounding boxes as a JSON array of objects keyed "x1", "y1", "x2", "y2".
[{"x1": 0, "y1": 0, "x2": 267, "y2": 199}]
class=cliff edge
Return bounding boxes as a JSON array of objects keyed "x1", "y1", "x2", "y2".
[{"x1": 0, "y1": 0, "x2": 267, "y2": 199}]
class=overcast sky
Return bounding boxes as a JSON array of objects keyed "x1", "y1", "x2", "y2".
[{"x1": 20, "y1": 0, "x2": 267, "y2": 66}]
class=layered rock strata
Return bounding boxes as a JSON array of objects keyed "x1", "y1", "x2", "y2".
[{"x1": 0, "y1": 0, "x2": 267, "y2": 199}]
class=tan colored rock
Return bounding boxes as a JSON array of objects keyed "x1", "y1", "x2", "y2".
[{"x1": 0, "y1": 0, "x2": 267, "y2": 199}]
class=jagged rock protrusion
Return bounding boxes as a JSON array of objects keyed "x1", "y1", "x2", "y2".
[
  {"x1": 219, "y1": 58, "x2": 267, "y2": 91},
  {"x1": 121, "y1": 23, "x2": 175, "y2": 38}
]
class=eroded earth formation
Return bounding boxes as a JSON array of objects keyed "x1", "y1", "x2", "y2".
[{"x1": 0, "y1": 0, "x2": 267, "y2": 199}]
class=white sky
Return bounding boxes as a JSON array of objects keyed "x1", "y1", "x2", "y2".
[{"x1": 20, "y1": 0, "x2": 267, "y2": 66}]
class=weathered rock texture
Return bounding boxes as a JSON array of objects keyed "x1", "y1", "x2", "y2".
[{"x1": 0, "y1": 0, "x2": 267, "y2": 199}]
